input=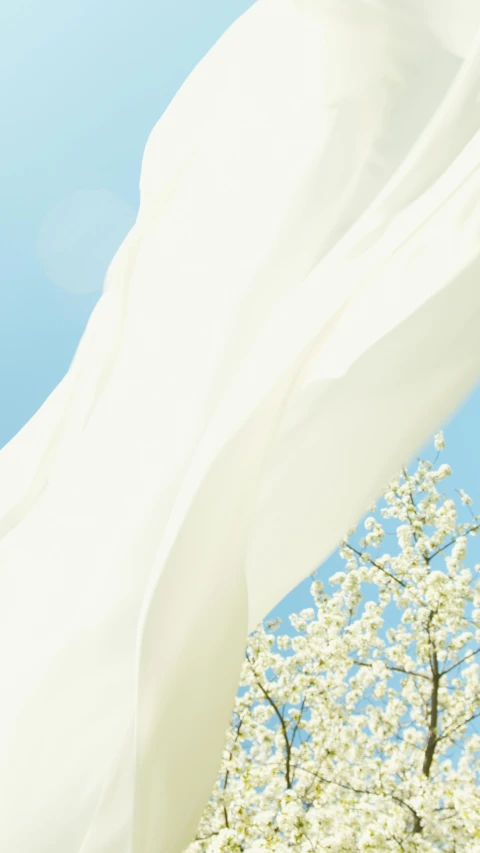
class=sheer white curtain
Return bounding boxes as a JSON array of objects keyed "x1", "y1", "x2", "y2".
[{"x1": 1, "y1": 2, "x2": 480, "y2": 852}]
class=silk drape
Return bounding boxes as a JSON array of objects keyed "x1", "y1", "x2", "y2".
[{"x1": 1, "y1": 2, "x2": 480, "y2": 851}]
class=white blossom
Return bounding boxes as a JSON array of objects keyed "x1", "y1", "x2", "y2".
[{"x1": 188, "y1": 440, "x2": 480, "y2": 853}]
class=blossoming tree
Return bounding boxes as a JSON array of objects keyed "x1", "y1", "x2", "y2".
[{"x1": 187, "y1": 435, "x2": 480, "y2": 853}]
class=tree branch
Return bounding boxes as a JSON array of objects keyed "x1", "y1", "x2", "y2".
[
  {"x1": 246, "y1": 651, "x2": 293, "y2": 789},
  {"x1": 441, "y1": 646, "x2": 480, "y2": 677}
]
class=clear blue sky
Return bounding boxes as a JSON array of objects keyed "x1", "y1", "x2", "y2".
[{"x1": 1, "y1": 0, "x2": 479, "y2": 618}]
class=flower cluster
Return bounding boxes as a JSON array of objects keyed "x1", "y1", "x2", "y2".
[{"x1": 187, "y1": 436, "x2": 480, "y2": 852}]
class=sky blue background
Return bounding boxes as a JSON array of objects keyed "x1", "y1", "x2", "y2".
[{"x1": 1, "y1": 0, "x2": 479, "y2": 619}]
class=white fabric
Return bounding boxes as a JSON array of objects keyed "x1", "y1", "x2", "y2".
[{"x1": 1, "y1": 1, "x2": 480, "y2": 851}]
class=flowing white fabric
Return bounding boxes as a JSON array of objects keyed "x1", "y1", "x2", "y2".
[{"x1": 2, "y1": 1, "x2": 480, "y2": 851}]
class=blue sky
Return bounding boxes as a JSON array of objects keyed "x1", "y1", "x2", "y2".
[{"x1": 1, "y1": 0, "x2": 479, "y2": 619}]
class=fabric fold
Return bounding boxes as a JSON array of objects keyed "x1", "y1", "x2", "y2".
[{"x1": 1, "y1": 2, "x2": 480, "y2": 852}]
